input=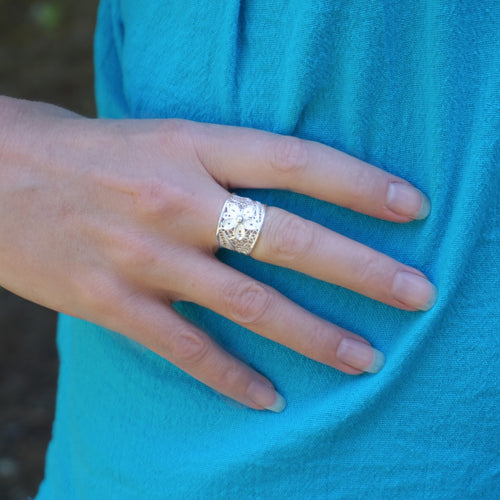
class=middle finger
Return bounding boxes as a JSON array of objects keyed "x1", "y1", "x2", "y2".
[{"x1": 173, "y1": 251, "x2": 383, "y2": 375}]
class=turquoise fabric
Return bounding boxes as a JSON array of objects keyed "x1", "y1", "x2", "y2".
[{"x1": 37, "y1": 1, "x2": 499, "y2": 498}]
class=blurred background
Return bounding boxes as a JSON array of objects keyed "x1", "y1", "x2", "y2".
[{"x1": 0, "y1": 1, "x2": 98, "y2": 498}]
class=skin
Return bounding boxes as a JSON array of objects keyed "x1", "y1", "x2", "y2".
[{"x1": 0, "y1": 96, "x2": 436, "y2": 412}]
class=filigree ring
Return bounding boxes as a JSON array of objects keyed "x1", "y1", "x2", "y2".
[{"x1": 216, "y1": 194, "x2": 266, "y2": 255}]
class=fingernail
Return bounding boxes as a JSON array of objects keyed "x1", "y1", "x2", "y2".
[
  {"x1": 386, "y1": 182, "x2": 431, "y2": 220},
  {"x1": 337, "y1": 338, "x2": 386, "y2": 374},
  {"x1": 247, "y1": 381, "x2": 286, "y2": 413},
  {"x1": 392, "y1": 271, "x2": 438, "y2": 311}
]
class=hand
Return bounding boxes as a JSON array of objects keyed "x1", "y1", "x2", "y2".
[{"x1": 0, "y1": 97, "x2": 436, "y2": 411}]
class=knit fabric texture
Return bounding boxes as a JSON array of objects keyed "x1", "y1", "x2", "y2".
[{"x1": 37, "y1": 1, "x2": 499, "y2": 498}]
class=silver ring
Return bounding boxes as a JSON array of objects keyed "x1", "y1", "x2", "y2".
[{"x1": 216, "y1": 194, "x2": 266, "y2": 255}]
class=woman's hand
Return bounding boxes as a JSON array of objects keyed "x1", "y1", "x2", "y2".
[{"x1": 0, "y1": 97, "x2": 436, "y2": 411}]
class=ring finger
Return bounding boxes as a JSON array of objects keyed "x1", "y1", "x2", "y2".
[{"x1": 251, "y1": 206, "x2": 437, "y2": 311}]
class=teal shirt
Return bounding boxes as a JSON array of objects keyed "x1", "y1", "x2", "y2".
[{"x1": 38, "y1": 1, "x2": 499, "y2": 498}]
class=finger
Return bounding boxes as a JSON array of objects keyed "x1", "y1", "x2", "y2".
[
  {"x1": 172, "y1": 252, "x2": 385, "y2": 376},
  {"x1": 191, "y1": 123, "x2": 430, "y2": 222},
  {"x1": 252, "y1": 207, "x2": 438, "y2": 311},
  {"x1": 100, "y1": 290, "x2": 287, "y2": 412}
]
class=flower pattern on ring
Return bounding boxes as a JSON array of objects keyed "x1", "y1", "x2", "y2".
[{"x1": 220, "y1": 203, "x2": 261, "y2": 241}]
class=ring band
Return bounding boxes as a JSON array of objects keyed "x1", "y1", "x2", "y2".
[{"x1": 216, "y1": 194, "x2": 266, "y2": 255}]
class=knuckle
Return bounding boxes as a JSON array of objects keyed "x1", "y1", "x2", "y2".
[
  {"x1": 350, "y1": 253, "x2": 381, "y2": 287},
  {"x1": 267, "y1": 213, "x2": 315, "y2": 263},
  {"x1": 168, "y1": 328, "x2": 210, "y2": 365},
  {"x1": 157, "y1": 118, "x2": 189, "y2": 138},
  {"x1": 156, "y1": 119, "x2": 196, "y2": 154},
  {"x1": 214, "y1": 361, "x2": 245, "y2": 391},
  {"x1": 112, "y1": 231, "x2": 159, "y2": 273},
  {"x1": 222, "y1": 280, "x2": 274, "y2": 325},
  {"x1": 270, "y1": 136, "x2": 308, "y2": 176},
  {"x1": 71, "y1": 269, "x2": 119, "y2": 316},
  {"x1": 307, "y1": 322, "x2": 340, "y2": 364},
  {"x1": 345, "y1": 168, "x2": 378, "y2": 206},
  {"x1": 134, "y1": 178, "x2": 193, "y2": 220}
]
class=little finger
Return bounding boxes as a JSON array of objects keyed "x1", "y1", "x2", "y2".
[{"x1": 104, "y1": 292, "x2": 287, "y2": 412}]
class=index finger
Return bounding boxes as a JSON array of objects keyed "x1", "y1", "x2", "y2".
[{"x1": 191, "y1": 123, "x2": 430, "y2": 222}]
